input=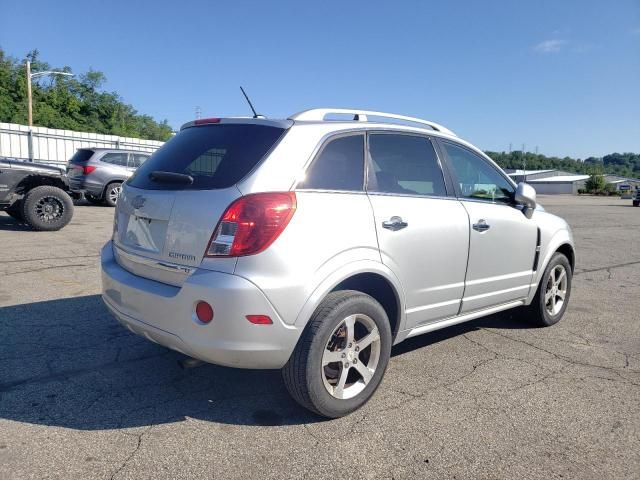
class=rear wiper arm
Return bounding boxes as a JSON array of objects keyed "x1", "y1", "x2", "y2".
[{"x1": 149, "y1": 171, "x2": 194, "y2": 185}]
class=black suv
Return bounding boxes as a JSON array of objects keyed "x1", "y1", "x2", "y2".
[{"x1": 0, "y1": 157, "x2": 74, "y2": 231}]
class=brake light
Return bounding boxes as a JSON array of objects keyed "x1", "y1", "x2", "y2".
[
  {"x1": 206, "y1": 192, "x2": 296, "y2": 257},
  {"x1": 82, "y1": 165, "x2": 97, "y2": 175},
  {"x1": 194, "y1": 117, "x2": 221, "y2": 125}
]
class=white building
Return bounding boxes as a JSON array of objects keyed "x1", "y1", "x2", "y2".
[
  {"x1": 505, "y1": 169, "x2": 640, "y2": 194},
  {"x1": 526, "y1": 174, "x2": 589, "y2": 194}
]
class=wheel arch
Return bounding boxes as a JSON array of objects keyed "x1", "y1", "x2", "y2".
[
  {"x1": 527, "y1": 228, "x2": 575, "y2": 304},
  {"x1": 331, "y1": 272, "x2": 402, "y2": 341},
  {"x1": 15, "y1": 174, "x2": 67, "y2": 195},
  {"x1": 294, "y1": 260, "x2": 406, "y2": 341},
  {"x1": 102, "y1": 179, "x2": 126, "y2": 196},
  {"x1": 556, "y1": 243, "x2": 575, "y2": 272}
]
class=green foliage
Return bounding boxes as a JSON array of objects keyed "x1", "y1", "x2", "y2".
[
  {"x1": 485, "y1": 151, "x2": 640, "y2": 179},
  {"x1": 585, "y1": 173, "x2": 606, "y2": 192},
  {"x1": 0, "y1": 48, "x2": 173, "y2": 141}
]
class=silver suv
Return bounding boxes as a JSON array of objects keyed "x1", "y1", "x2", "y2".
[
  {"x1": 68, "y1": 148, "x2": 151, "y2": 206},
  {"x1": 101, "y1": 109, "x2": 575, "y2": 418}
]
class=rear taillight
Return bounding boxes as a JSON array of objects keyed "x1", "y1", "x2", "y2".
[
  {"x1": 205, "y1": 192, "x2": 296, "y2": 257},
  {"x1": 82, "y1": 165, "x2": 97, "y2": 175}
]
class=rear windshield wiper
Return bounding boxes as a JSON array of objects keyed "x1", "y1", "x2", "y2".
[{"x1": 149, "y1": 171, "x2": 194, "y2": 185}]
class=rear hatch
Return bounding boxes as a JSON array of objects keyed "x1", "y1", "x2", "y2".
[
  {"x1": 112, "y1": 122, "x2": 287, "y2": 286},
  {"x1": 67, "y1": 148, "x2": 95, "y2": 186}
]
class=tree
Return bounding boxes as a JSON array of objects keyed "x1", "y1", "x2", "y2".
[
  {"x1": 585, "y1": 172, "x2": 606, "y2": 192},
  {"x1": 0, "y1": 47, "x2": 173, "y2": 141},
  {"x1": 485, "y1": 150, "x2": 640, "y2": 179}
]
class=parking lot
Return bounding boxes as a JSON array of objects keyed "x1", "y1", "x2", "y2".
[{"x1": 1, "y1": 195, "x2": 639, "y2": 479}]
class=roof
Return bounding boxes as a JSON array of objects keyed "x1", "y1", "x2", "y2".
[
  {"x1": 604, "y1": 175, "x2": 640, "y2": 182},
  {"x1": 181, "y1": 109, "x2": 457, "y2": 137},
  {"x1": 527, "y1": 175, "x2": 589, "y2": 183},
  {"x1": 506, "y1": 169, "x2": 555, "y2": 176},
  {"x1": 289, "y1": 109, "x2": 456, "y2": 137},
  {"x1": 607, "y1": 179, "x2": 636, "y2": 184},
  {"x1": 78, "y1": 147, "x2": 151, "y2": 153}
]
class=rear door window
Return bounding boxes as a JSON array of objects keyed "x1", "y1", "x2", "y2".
[
  {"x1": 101, "y1": 152, "x2": 129, "y2": 167},
  {"x1": 130, "y1": 154, "x2": 149, "y2": 168},
  {"x1": 297, "y1": 134, "x2": 365, "y2": 191},
  {"x1": 128, "y1": 124, "x2": 285, "y2": 190},
  {"x1": 367, "y1": 134, "x2": 447, "y2": 196}
]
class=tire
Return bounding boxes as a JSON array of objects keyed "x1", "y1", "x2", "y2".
[
  {"x1": 633, "y1": 200, "x2": 639, "y2": 207},
  {"x1": 103, "y1": 182, "x2": 122, "y2": 207},
  {"x1": 85, "y1": 193, "x2": 104, "y2": 205},
  {"x1": 282, "y1": 290, "x2": 392, "y2": 418},
  {"x1": 5, "y1": 200, "x2": 24, "y2": 221},
  {"x1": 525, "y1": 252, "x2": 572, "y2": 327},
  {"x1": 21, "y1": 186, "x2": 74, "y2": 231}
]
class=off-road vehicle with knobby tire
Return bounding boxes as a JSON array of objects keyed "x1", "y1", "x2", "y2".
[
  {"x1": 101, "y1": 109, "x2": 575, "y2": 418},
  {"x1": 0, "y1": 157, "x2": 74, "y2": 231}
]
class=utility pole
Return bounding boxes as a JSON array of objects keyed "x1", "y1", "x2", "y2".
[
  {"x1": 522, "y1": 144, "x2": 526, "y2": 182},
  {"x1": 26, "y1": 61, "x2": 33, "y2": 127},
  {"x1": 195, "y1": 106, "x2": 202, "y2": 119},
  {"x1": 25, "y1": 60, "x2": 74, "y2": 128},
  {"x1": 24, "y1": 60, "x2": 74, "y2": 161}
]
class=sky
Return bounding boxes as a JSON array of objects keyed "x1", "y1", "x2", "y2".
[{"x1": 1, "y1": 0, "x2": 639, "y2": 158}]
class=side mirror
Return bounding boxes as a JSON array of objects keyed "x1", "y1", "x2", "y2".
[{"x1": 515, "y1": 182, "x2": 537, "y2": 218}]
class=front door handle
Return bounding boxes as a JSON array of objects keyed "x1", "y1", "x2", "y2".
[
  {"x1": 472, "y1": 219, "x2": 490, "y2": 232},
  {"x1": 382, "y1": 216, "x2": 408, "y2": 231}
]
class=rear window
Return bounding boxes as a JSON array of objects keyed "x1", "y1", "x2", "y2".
[
  {"x1": 128, "y1": 124, "x2": 285, "y2": 190},
  {"x1": 69, "y1": 149, "x2": 94, "y2": 164}
]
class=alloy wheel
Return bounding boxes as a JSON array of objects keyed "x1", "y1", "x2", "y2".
[
  {"x1": 35, "y1": 196, "x2": 64, "y2": 223},
  {"x1": 108, "y1": 185, "x2": 122, "y2": 204},
  {"x1": 544, "y1": 264, "x2": 568, "y2": 316},
  {"x1": 321, "y1": 314, "x2": 381, "y2": 400}
]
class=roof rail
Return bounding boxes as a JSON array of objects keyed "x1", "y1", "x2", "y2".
[{"x1": 288, "y1": 108, "x2": 456, "y2": 136}]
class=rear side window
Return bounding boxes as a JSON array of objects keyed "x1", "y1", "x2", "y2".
[
  {"x1": 367, "y1": 134, "x2": 446, "y2": 196},
  {"x1": 128, "y1": 124, "x2": 285, "y2": 190},
  {"x1": 69, "y1": 149, "x2": 94, "y2": 164},
  {"x1": 130, "y1": 154, "x2": 149, "y2": 168},
  {"x1": 297, "y1": 134, "x2": 365, "y2": 191},
  {"x1": 101, "y1": 152, "x2": 129, "y2": 166}
]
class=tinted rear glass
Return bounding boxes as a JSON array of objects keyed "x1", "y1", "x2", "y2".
[
  {"x1": 69, "y1": 149, "x2": 94, "y2": 164},
  {"x1": 298, "y1": 134, "x2": 364, "y2": 191},
  {"x1": 128, "y1": 124, "x2": 285, "y2": 190}
]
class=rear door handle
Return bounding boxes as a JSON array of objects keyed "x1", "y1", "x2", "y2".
[
  {"x1": 382, "y1": 216, "x2": 408, "y2": 231},
  {"x1": 472, "y1": 219, "x2": 490, "y2": 232}
]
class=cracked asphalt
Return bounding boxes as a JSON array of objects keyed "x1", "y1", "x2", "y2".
[{"x1": 1, "y1": 195, "x2": 639, "y2": 479}]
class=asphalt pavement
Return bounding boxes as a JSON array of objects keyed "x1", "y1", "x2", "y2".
[{"x1": 1, "y1": 195, "x2": 639, "y2": 479}]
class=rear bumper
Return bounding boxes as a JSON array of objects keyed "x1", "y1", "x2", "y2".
[
  {"x1": 100, "y1": 241, "x2": 300, "y2": 369},
  {"x1": 69, "y1": 176, "x2": 103, "y2": 196}
]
